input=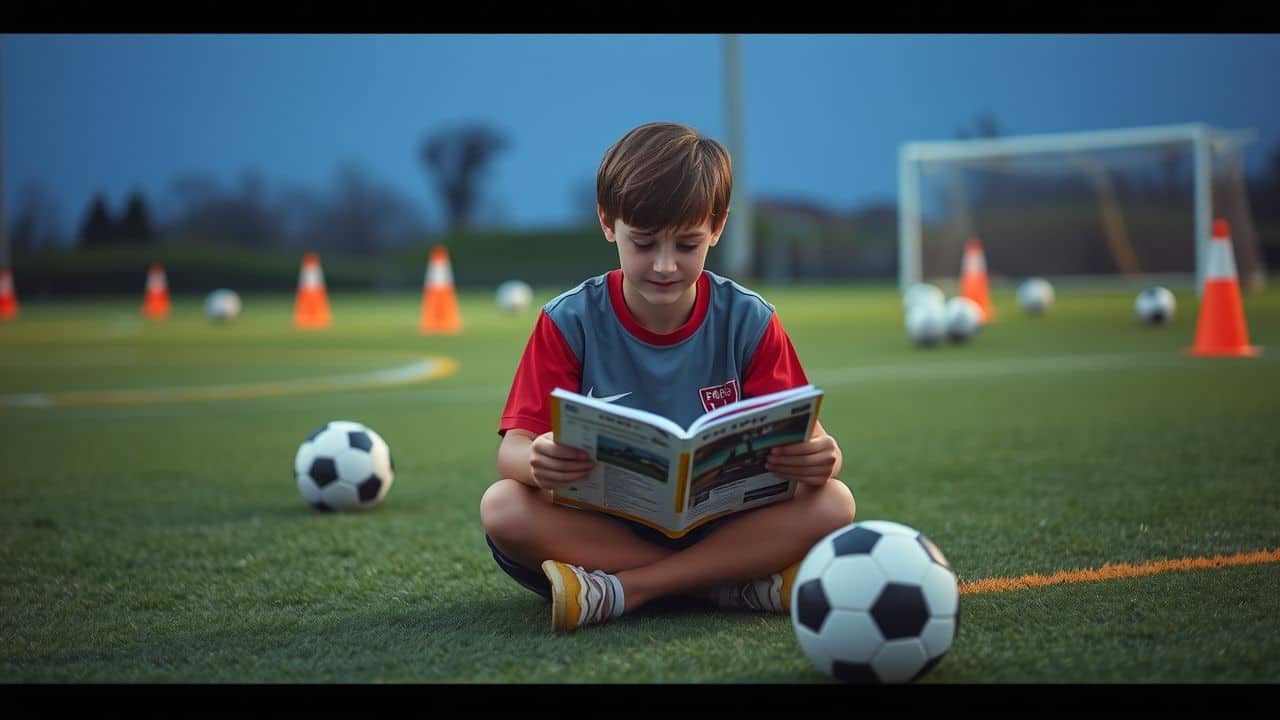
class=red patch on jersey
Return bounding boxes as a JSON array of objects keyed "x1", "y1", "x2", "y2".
[{"x1": 699, "y1": 379, "x2": 740, "y2": 412}]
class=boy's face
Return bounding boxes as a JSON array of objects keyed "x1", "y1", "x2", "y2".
[{"x1": 599, "y1": 208, "x2": 725, "y2": 310}]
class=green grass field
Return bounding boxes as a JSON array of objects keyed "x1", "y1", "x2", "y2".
[{"x1": 2, "y1": 282, "x2": 1278, "y2": 683}]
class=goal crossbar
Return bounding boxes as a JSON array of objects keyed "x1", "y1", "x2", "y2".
[{"x1": 898, "y1": 123, "x2": 1258, "y2": 293}]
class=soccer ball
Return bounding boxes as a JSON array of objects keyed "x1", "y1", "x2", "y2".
[
  {"x1": 496, "y1": 279, "x2": 534, "y2": 313},
  {"x1": 905, "y1": 301, "x2": 947, "y2": 347},
  {"x1": 1135, "y1": 286, "x2": 1176, "y2": 325},
  {"x1": 791, "y1": 520, "x2": 959, "y2": 684},
  {"x1": 902, "y1": 283, "x2": 945, "y2": 312},
  {"x1": 204, "y1": 289, "x2": 242, "y2": 323},
  {"x1": 1017, "y1": 277, "x2": 1055, "y2": 315},
  {"x1": 294, "y1": 420, "x2": 394, "y2": 512},
  {"x1": 944, "y1": 296, "x2": 982, "y2": 343}
]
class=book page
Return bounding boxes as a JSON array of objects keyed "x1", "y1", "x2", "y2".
[
  {"x1": 682, "y1": 390, "x2": 821, "y2": 525},
  {"x1": 551, "y1": 390, "x2": 684, "y2": 532}
]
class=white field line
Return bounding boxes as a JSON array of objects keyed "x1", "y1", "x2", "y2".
[
  {"x1": 0, "y1": 356, "x2": 458, "y2": 408},
  {"x1": 0, "y1": 348, "x2": 140, "y2": 368},
  {"x1": 807, "y1": 351, "x2": 1244, "y2": 386}
]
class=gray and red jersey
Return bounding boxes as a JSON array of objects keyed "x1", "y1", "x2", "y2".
[{"x1": 499, "y1": 269, "x2": 808, "y2": 436}]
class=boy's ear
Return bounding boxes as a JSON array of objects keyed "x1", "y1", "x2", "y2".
[
  {"x1": 597, "y1": 204, "x2": 616, "y2": 243},
  {"x1": 708, "y1": 209, "x2": 729, "y2": 247}
]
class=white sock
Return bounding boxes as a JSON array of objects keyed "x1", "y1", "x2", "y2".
[{"x1": 593, "y1": 570, "x2": 626, "y2": 618}]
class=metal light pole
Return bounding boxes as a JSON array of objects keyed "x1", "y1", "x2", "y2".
[
  {"x1": 0, "y1": 39, "x2": 8, "y2": 269},
  {"x1": 721, "y1": 34, "x2": 752, "y2": 280}
]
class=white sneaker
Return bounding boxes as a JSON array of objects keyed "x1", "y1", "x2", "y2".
[{"x1": 541, "y1": 560, "x2": 622, "y2": 632}]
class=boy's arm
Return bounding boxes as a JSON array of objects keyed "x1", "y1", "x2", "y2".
[
  {"x1": 498, "y1": 310, "x2": 582, "y2": 438},
  {"x1": 497, "y1": 429, "x2": 539, "y2": 486},
  {"x1": 495, "y1": 308, "x2": 590, "y2": 488},
  {"x1": 498, "y1": 428, "x2": 595, "y2": 489}
]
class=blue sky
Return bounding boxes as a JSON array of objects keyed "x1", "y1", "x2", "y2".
[{"x1": 5, "y1": 33, "x2": 1280, "y2": 236}]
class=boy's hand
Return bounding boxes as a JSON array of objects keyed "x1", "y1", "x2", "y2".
[
  {"x1": 765, "y1": 432, "x2": 841, "y2": 487},
  {"x1": 529, "y1": 431, "x2": 596, "y2": 489}
]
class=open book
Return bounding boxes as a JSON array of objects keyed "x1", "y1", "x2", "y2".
[{"x1": 550, "y1": 384, "x2": 824, "y2": 538}]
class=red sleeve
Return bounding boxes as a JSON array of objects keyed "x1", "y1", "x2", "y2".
[
  {"x1": 741, "y1": 312, "x2": 809, "y2": 398},
  {"x1": 498, "y1": 310, "x2": 582, "y2": 436}
]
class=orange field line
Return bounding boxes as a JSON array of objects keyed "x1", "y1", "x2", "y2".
[{"x1": 959, "y1": 548, "x2": 1280, "y2": 595}]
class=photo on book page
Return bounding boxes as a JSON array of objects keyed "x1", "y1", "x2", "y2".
[
  {"x1": 595, "y1": 433, "x2": 671, "y2": 483},
  {"x1": 688, "y1": 413, "x2": 812, "y2": 506}
]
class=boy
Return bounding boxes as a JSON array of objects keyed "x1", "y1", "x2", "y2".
[{"x1": 480, "y1": 121, "x2": 856, "y2": 632}]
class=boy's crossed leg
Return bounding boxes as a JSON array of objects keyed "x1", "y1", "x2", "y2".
[{"x1": 480, "y1": 477, "x2": 855, "y2": 631}]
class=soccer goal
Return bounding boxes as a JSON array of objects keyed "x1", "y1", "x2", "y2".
[{"x1": 897, "y1": 123, "x2": 1266, "y2": 294}]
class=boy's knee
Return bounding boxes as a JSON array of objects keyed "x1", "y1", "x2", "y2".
[
  {"x1": 817, "y1": 478, "x2": 856, "y2": 532},
  {"x1": 479, "y1": 479, "x2": 535, "y2": 543}
]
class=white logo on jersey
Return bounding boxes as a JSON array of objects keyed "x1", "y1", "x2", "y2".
[{"x1": 586, "y1": 386, "x2": 632, "y2": 403}]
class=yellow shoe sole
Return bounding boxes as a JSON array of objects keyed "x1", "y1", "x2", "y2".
[{"x1": 542, "y1": 560, "x2": 581, "y2": 632}]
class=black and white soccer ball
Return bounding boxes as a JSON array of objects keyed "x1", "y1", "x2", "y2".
[
  {"x1": 901, "y1": 282, "x2": 945, "y2": 313},
  {"x1": 905, "y1": 300, "x2": 947, "y2": 347},
  {"x1": 1135, "y1": 286, "x2": 1176, "y2": 325},
  {"x1": 791, "y1": 520, "x2": 959, "y2": 684},
  {"x1": 944, "y1": 296, "x2": 982, "y2": 343},
  {"x1": 204, "y1": 288, "x2": 242, "y2": 323},
  {"x1": 1017, "y1": 277, "x2": 1055, "y2": 316},
  {"x1": 294, "y1": 420, "x2": 394, "y2": 511},
  {"x1": 495, "y1": 279, "x2": 534, "y2": 314}
]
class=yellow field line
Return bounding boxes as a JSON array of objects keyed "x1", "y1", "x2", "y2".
[
  {"x1": 0, "y1": 356, "x2": 459, "y2": 408},
  {"x1": 959, "y1": 548, "x2": 1280, "y2": 595}
]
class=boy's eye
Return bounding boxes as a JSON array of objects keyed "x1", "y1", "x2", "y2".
[
  {"x1": 677, "y1": 244, "x2": 700, "y2": 252},
  {"x1": 633, "y1": 240, "x2": 654, "y2": 249}
]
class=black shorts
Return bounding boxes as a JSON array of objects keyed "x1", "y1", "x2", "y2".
[{"x1": 486, "y1": 513, "x2": 735, "y2": 599}]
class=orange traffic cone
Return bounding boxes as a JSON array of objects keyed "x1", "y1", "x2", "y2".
[
  {"x1": 419, "y1": 245, "x2": 462, "y2": 334},
  {"x1": 141, "y1": 264, "x2": 171, "y2": 319},
  {"x1": 0, "y1": 267, "x2": 19, "y2": 321},
  {"x1": 959, "y1": 238, "x2": 996, "y2": 323},
  {"x1": 1185, "y1": 219, "x2": 1261, "y2": 358},
  {"x1": 293, "y1": 252, "x2": 332, "y2": 330}
]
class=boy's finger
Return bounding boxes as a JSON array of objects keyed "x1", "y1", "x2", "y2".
[
  {"x1": 551, "y1": 458, "x2": 595, "y2": 471},
  {"x1": 544, "y1": 447, "x2": 592, "y2": 461},
  {"x1": 767, "y1": 455, "x2": 833, "y2": 470},
  {"x1": 769, "y1": 443, "x2": 820, "y2": 457}
]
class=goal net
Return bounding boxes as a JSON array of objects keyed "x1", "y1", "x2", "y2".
[{"x1": 897, "y1": 124, "x2": 1266, "y2": 294}]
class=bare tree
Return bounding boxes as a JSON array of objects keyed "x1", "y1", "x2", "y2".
[
  {"x1": 8, "y1": 179, "x2": 66, "y2": 253},
  {"x1": 163, "y1": 172, "x2": 281, "y2": 249},
  {"x1": 274, "y1": 183, "x2": 322, "y2": 249},
  {"x1": 303, "y1": 164, "x2": 429, "y2": 255},
  {"x1": 974, "y1": 111, "x2": 1002, "y2": 139},
  {"x1": 420, "y1": 124, "x2": 507, "y2": 232},
  {"x1": 118, "y1": 190, "x2": 156, "y2": 244},
  {"x1": 161, "y1": 167, "x2": 427, "y2": 253},
  {"x1": 79, "y1": 194, "x2": 115, "y2": 248},
  {"x1": 954, "y1": 111, "x2": 1003, "y2": 140}
]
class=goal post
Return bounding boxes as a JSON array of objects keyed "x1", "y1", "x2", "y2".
[{"x1": 898, "y1": 123, "x2": 1264, "y2": 295}]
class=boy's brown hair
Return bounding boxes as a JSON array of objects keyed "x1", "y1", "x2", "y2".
[{"x1": 596, "y1": 122, "x2": 733, "y2": 232}]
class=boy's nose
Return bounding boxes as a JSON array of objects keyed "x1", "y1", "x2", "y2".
[{"x1": 653, "y1": 247, "x2": 678, "y2": 273}]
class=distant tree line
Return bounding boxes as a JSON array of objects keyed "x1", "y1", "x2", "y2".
[
  {"x1": 79, "y1": 192, "x2": 157, "y2": 247},
  {"x1": 6, "y1": 122, "x2": 512, "y2": 257}
]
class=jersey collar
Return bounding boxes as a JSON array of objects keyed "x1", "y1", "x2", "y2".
[{"x1": 607, "y1": 269, "x2": 710, "y2": 346}]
